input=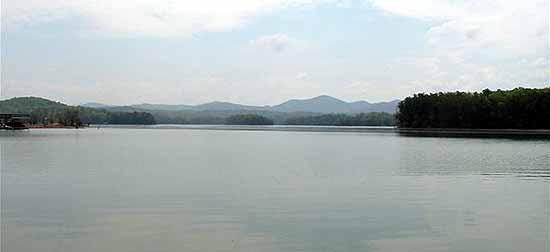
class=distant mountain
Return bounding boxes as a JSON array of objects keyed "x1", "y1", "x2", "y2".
[
  {"x1": 273, "y1": 95, "x2": 351, "y2": 113},
  {"x1": 349, "y1": 100, "x2": 400, "y2": 114},
  {"x1": 194, "y1": 102, "x2": 269, "y2": 111},
  {"x1": 129, "y1": 102, "x2": 267, "y2": 112},
  {"x1": 273, "y1": 95, "x2": 399, "y2": 113},
  {"x1": 81, "y1": 102, "x2": 111, "y2": 108},
  {"x1": 131, "y1": 103, "x2": 195, "y2": 111},
  {"x1": 81, "y1": 95, "x2": 399, "y2": 114}
]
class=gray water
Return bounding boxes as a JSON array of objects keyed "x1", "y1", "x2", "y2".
[{"x1": 1, "y1": 128, "x2": 549, "y2": 252}]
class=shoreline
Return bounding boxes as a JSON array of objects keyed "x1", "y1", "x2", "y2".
[
  {"x1": 10, "y1": 124, "x2": 550, "y2": 138},
  {"x1": 396, "y1": 128, "x2": 550, "y2": 136},
  {"x1": 28, "y1": 125, "x2": 87, "y2": 129},
  {"x1": 94, "y1": 124, "x2": 550, "y2": 137}
]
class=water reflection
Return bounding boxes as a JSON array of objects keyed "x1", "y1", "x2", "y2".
[
  {"x1": 397, "y1": 136, "x2": 550, "y2": 179},
  {"x1": 2, "y1": 128, "x2": 549, "y2": 252}
]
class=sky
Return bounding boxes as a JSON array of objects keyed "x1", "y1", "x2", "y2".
[{"x1": 1, "y1": 0, "x2": 548, "y2": 106}]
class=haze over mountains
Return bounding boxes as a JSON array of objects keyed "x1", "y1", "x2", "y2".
[{"x1": 83, "y1": 95, "x2": 399, "y2": 114}]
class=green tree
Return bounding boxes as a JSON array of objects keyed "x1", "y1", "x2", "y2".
[
  {"x1": 225, "y1": 114, "x2": 274, "y2": 125},
  {"x1": 396, "y1": 87, "x2": 550, "y2": 129}
]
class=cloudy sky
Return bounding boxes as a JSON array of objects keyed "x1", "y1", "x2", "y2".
[{"x1": 1, "y1": 0, "x2": 548, "y2": 105}]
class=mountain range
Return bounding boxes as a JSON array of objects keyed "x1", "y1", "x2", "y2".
[{"x1": 83, "y1": 95, "x2": 399, "y2": 114}]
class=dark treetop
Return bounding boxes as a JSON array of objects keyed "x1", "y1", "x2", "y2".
[
  {"x1": 397, "y1": 87, "x2": 550, "y2": 129},
  {"x1": 225, "y1": 114, "x2": 274, "y2": 125}
]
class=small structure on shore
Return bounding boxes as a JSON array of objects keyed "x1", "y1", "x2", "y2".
[{"x1": 0, "y1": 114, "x2": 31, "y2": 130}]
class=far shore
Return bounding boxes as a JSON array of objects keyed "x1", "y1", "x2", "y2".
[
  {"x1": 14, "y1": 124, "x2": 550, "y2": 138},
  {"x1": 28, "y1": 124, "x2": 88, "y2": 129},
  {"x1": 89, "y1": 124, "x2": 550, "y2": 138}
]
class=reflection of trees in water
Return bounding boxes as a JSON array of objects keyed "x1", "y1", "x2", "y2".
[{"x1": 397, "y1": 137, "x2": 550, "y2": 179}]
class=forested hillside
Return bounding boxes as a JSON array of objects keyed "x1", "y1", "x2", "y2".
[
  {"x1": 0, "y1": 97, "x2": 156, "y2": 126},
  {"x1": 397, "y1": 87, "x2": 550, "y2": 129}
]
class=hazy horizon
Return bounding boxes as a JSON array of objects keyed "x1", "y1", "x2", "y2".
[
  {"x1": 1, "y1": 0, "x2": 548, "y2": 105},
  {"x1": 2, "y1": 93, "x2": 404, "y2": 107}
]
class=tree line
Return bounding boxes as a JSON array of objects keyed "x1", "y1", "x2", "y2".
[
  {"x1": 0, "y1": 97, "x2": 156, "y2": 126},
  {"x1": 225, "y1": 114, "x2": 274, "y2": 125},
  {"x1": 285, "y1": 112, "x2": 395, "y2": 126},
  {"x1": 397, "y1": 87, "x2": 550, "y2": 129},
  {"x1": 29, "y1": 107, "x2": 156, "y2": 126},
  {"x1": 221, "y1": 113, "x2": 396, "y2": 126}
]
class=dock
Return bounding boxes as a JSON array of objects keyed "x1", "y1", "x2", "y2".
[{"x1": 0, "y1": 113, "x2": 31, "y2": 130}]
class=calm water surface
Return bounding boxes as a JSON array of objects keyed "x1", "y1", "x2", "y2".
[{"x1": 1, "y1": 128, "x2": 549, "y2": 252}]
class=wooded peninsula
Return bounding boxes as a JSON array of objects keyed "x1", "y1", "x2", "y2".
[{"x1": 397, "y1": 87, "x2": 550, "y2": 129}]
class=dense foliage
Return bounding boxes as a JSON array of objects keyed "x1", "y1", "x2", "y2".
[
  {"x1": 106, "y1": 112, "x2": 156, "y2": 125},
  {"x1": 286, "y1": 112, "x2": 395, "y2": 126},
  {"x1": 225, "y1": 114, "x2": 274, "y2": 125},
  {"x1": 1, "y1": 97, "x2": 156, "y2": 126},
  {"x1": 397, "y1": 87, "x2": 550, "y2": 129}
]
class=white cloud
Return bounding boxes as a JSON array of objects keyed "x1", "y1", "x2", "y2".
[
  {"x1": 530, "y1": 57, "x2": 548, "y2": 68},
  {"x1": 295, "y1": 72, "x2": 309, "y2": 80},
  {"x1": 3, "y1": 0, "x2": 325, "y2": 37},
  {"x1": 6, "y1": 0, "x2": 546, "y2": 59},
  {"x1": 387, "y1": 54, "x2": 548, "y2": 96},
  {"x1": 369, "y1": 0, "x2": 548, "y2": 59},
  {"x1": 367, "y1": 0, "x2": 549, "y2": 92},
  {"x1": 250, "y1": 34, "x2": 302, "y2": 52}
]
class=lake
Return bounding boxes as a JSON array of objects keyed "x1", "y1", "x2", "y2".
[{"x1": 1, "y1": 127, "x2": 549, "y2": 252}]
